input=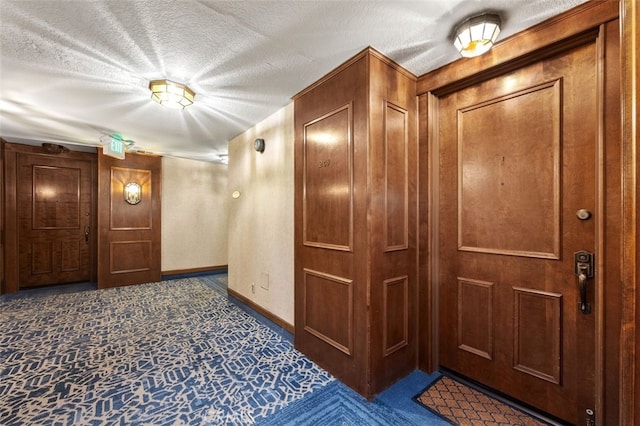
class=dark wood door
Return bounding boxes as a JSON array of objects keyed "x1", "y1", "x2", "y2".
[
  {"x1": 18, "y1": 153, "x2": 93, "y2": 287},
  {"x1": 97, "y1": 151, "x2": 161, "y2": 288},
  {"x1": 437, "y1": 42, "x2": 598, "y2": 423}
]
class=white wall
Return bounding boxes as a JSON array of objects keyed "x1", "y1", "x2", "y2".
[
  {"x1": 161, "y1": 156, "x2": 229, "y2": 272},
  {"x1": 227, "y1": 103, "x2": 294, "y2": 326}
]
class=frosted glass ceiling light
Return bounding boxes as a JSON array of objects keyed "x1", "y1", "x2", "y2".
[
  {"x1": 453, "y1": 13, "x2": 501, "y2": 58},
  {"x1": 149, "y1": 79, "x2": 195, "y2": 109}
]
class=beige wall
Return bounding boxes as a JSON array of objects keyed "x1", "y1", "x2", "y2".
[
  {"x1": 161, "y1": 156, "x2": 229, "y2": 272},
  {"x1": 228, "y1": 103, "x2": 294, "y2": 326}
]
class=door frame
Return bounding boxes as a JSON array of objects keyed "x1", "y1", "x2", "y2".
[
  {"x1": 416, "y1": 1, "x2": 627, "y2": 424},
  {"x1": 620, "y1": 0, "x2": 638, "y2": 423},
  {"x1": 2, "y1": 142, "x2": 98, "y2": 293}
]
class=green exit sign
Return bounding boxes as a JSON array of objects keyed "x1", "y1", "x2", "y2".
[{"x1": 103, "y1": 137, "x2": 125, "y2": 159}]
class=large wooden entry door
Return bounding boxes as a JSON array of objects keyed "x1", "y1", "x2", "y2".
[
  {"x1": 436, "y1": 42, "x2": 599, "y2": 423},
  {"x1": 17, "y1": 153, "x2": 93, "y2": 288}
]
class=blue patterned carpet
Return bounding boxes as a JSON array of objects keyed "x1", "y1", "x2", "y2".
[
  {"x1": 0, "y1": 278, "x2": 333, "y2": 425},
  {"x1": 0, "y1": 276, "x2": 447, "y2": 425}
]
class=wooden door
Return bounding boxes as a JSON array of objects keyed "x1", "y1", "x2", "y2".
[
  {"x1": 437, "y1": 41, "x2": 599, "y2": 423},
  {"x1": 17, "y1": 153, "x2": 93, "y2": 287},
  {"x1": 97, "y1": 151, "x2": 161, "y2": 288}
]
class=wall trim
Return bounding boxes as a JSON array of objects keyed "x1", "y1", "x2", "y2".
[
  {"x1": 228, "y1": 288, "x2": 294, "y2": 333},
  {"x1": 162, "y1": 265, "x2": 228, "y2": 277}
]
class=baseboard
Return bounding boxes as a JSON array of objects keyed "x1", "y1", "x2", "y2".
[
  {"x1": 227, "y1": 288, "x2": 294, "y2": 334},
  {"x1": 162, "y1": 265, "x2": 228, "y2": 278}
]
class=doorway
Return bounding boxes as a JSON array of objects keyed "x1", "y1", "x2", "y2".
[
  {"x1": 3, "y1": 143, "x2": 97, "y2": 292},
  {"x1": 424, "y1": 24, "x2": 621, "y2": 425}
]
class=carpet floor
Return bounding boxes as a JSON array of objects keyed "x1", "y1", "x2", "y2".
[
  {"x1": 414, "y1": 375, "x2": 550, "y2": 426},
  {"x1": 1, "y1": 276, "x2": 451, "y2": 425},
  {"x1": 0, "y1": 277, "x2": 334, "y2": 425}
]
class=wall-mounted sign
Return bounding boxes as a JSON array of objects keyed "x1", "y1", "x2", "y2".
[{"x1": 104, "y1": 137, "x2": 125, "y2": 159}]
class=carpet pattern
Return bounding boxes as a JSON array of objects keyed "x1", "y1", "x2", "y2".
[
  {"x1": 0, "y1": 278, "x2": 333, "y2": 425},
  {"x1": 414, "y1": 376, "x2": 548, "y2": 426},
  {"x1": 257, "y1": 380, "x2": 413, "y2": 426}
]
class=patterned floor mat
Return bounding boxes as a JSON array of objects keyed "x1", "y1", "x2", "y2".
[{"x1": 413, "y1": 376, "x2": 549, "y2": 426}]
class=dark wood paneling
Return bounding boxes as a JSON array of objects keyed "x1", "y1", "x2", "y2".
[
  {"x1": 457, "y1": 81, "x2": 561, "y2": 258},
  {"x1": 98, "y1": 151, "x2": 161, "y2": 288},
  {"x1": 60, "y1": 239, "x2": 80, "y2": 272},
  {"x1": 383, "y1": 276, "x2": 408, "y2": 356},
  {"x1": 303, "y1": 268, "x2": 353, "y2": 355},
  {"x1": 620, "y1": 0, "x2": 639, "y2": 423},
  {"x1": 12, "y1": 146, "x2": 95, "y2": 288},
  {"x1": 110, "y1": 240, "x2": 153, "y2": 274},
  {"x1": 294, "y1": 48, "x2": 417, "y2": 398},
  {"x1": 384, "y1": 102, "x2": 409, "y2": 252},
  {"x1": 457, "y1": 278, "x2": 493, "y2": 360},
  {"x1": 33, "y1": 165, "x2": 81, "y2": 229},
  {"x1": 303, "y1": 105, "x2": 353, "y2": 251},
  {"x1": 110, "y1": 167, "x2": 152, "y2": 230},
  {"x1": 31, "y1": 241, "x2": 53, "y2": 274},
  {"x1": 513, "y1": 287, "x2": 562, "y2": 384}
]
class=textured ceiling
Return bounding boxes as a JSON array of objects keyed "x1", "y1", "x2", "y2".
[{"x1": 0, "y1": 0, "x2": 586, "y2": 162}]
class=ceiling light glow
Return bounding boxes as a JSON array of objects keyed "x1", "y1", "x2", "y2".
[{"x1": 149, "y1": 79, "x2": 195, "y2": 109}]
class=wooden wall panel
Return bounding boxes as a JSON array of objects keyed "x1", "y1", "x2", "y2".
[
  {"x1": 457, "y1": 278, "x2": 494, "y2": 360},
  {"x1": 110, "y1": 167, "x2": 152, "y2": 230},
  {"x1": 303, "y1": 269, "x2": 353, "y2": 355},
  {"x1": 98, "y1": 151, "x2": 161, "y2": 288},
  {"x1": 33, "y1": 165, "x2": 80, "y2": 229},
  {"x1": 457, "y1": 81, "x2": 561, "y2": 259},
  {"x1": 303, "y1": 105, "x2": 353, "y2": 251},
  {"x1": 31, "y1": 241, "x2": 53, "y2": 274},
  {"x1": 295, "y1": 48, "x2": 417, "y2": 399},
  {"x1": 60, "y1": 239, "x2": 80, "y2": 272},
  {"x1": 110, "y1": 241, "x2": 153, "y2": 274},
  {"x1": 384, "y1": 102, "x2": 409, "y2": 251},
  {"x1": 513, "y1": 287, "x2": 562, "y2": 384},
  {"x1": 383, "y1": 276, "x2": 408, "y2": 356}
]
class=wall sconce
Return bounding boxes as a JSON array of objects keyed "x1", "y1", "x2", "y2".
[
  {"x1": 148, "y1": 79, "x2": 195, "y2": 109},
  {"x1": 452, "y1": 13, "x2": 501, "y2": 58},
  {"x1": 124, "y1": 182, "x2": 142, "y2": 205}
]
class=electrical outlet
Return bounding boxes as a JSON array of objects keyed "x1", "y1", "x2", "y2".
[{"x1": 260, "y1": 272, "x2": 269, "y2": 290}]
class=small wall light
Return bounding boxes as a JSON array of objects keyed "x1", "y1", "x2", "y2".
[
  {"x1": 124, "y1": 182, "x2": 142, "y2": 205},
  {"x1": 149, "y1": 79, "x2": 195, "y2": 109},
  {"x1": 453, "y1": 13, "x2": 501, "y2": 58}
]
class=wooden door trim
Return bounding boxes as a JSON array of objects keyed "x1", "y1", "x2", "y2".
[
  {"x1": 418, "y1": 4, "x2": 623, "y2": 424},
  {"x1": 620, "y1": 0, "x2": 638, "y2": 423},
  {"x1": 2, "y1": 142, "x2": 97, "y2": 294},
  {"x1": 416, "y1": 1, "x2": 618, "y2": 96}
]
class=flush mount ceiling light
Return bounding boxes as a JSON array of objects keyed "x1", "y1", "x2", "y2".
[
  {"x1": 452, "y1": 13, "x2": 501, "y2": 58},
  {"x1": 148, "y1": 79, "x2": 195, "y2": 109}
]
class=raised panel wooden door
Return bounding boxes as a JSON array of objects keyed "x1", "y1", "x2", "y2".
[
  {"x1": 97, "y1": 152, "x2": 161, "y2": 288},
  {"x1": 18, "y1": 154, "x2": 92, "y2": 287},
  {"x1": 437, "y1": 42, "x2": 598, "y2": 424}
]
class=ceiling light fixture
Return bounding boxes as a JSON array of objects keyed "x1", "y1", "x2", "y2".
[
  {"x1": 148, "y1": 79, "x2": 195, "y2": 109},
  {"x1": 452, "y1": 13, "x2": 501, "y2": 58}
]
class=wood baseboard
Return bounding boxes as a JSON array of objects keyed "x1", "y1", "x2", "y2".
[
  {"x1": 227, "y1": 288, "x2": 294, "y2": 333},
  {"x1": 162, "y1": 265, "x2": 227, "y2": 277}
]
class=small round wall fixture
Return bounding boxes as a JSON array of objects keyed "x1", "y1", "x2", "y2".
[{"x1": 254, "y1": 138, "x2": 265, "y2": 153}]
